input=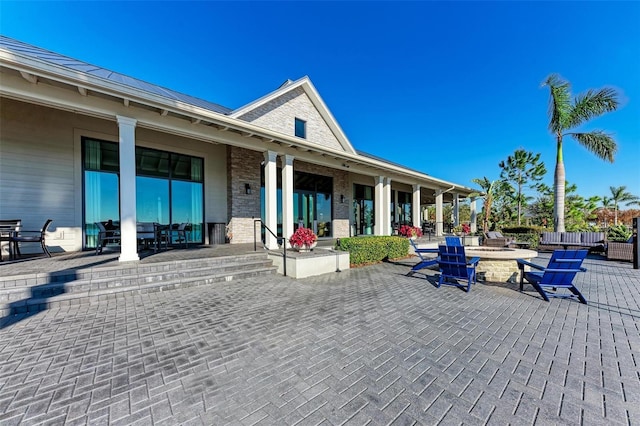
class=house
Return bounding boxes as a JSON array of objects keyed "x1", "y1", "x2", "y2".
[{"x1": 0, "y1": 35, "x2": 477, "y2": 261}]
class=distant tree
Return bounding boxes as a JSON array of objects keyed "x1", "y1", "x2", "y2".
[
  {"x1": 470, "y1": 177, "x2": 500, "y2": 233},
  {"x1": 542, "y1": 74, "x2": 619, "y2": 232},
  {"x1": 499, "y1": 149, "x2": 547, "y2": 225},
  {"x1": 609, "y1": 185, "x2": 640, "y2": 225}
]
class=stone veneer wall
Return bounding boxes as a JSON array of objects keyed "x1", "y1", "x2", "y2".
[
  {"x1": 227, "y1": 147, "x2": 263, "y2": 244},
  {"x1": 238, "y1": 87, "x2": 344, "y2": 152},
  {"x1": 227, "y1": 146, "x2": 351, "y2": 243}
]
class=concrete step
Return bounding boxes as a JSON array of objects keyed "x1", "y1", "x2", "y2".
[
  {"x1": 0, "y1": 253, "x2": 269, "y2": 289},
  {"x1": 0, "y1": 253, "x2": 277, "y2": 317},
  {"x1": 0, "y1": 258, "x2": 275, "y2": 301}
]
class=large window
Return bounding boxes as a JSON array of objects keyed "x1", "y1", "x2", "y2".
[
  {"x1": 83, "y1": 138, "x2": 204, "y2": 248},
  {"x1": 353, "y1": 184, "x2": 374, "y2": 236},
  {"x1": 260, "y1": 169, "x2": 333, "y2": 238}
]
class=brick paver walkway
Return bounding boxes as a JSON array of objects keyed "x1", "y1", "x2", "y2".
[{"x1": 1, "y1": 254, "x2": 639, "y2": 425}]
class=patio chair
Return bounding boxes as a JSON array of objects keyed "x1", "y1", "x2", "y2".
[
  {"x1": 445, "y1": 236, "x2": 462, "y2": 246},
  {"x1": 407, "y1": 239, "x2": 439, "y2": 276},
  {"x1": 10, "y1": 219, "x2": 53, "y2": 258},
  {"x1": 516, "y1": 250, "x2": 588, "y2": 304},
  {"x1": 436, "y1": 245, "x2": 480, "y2": 292},
  {"x1": 484, "y1": 231, "x2": 511, "y2": 247},
  {"x1": 95, "y1": 221, "x2": 121, "y2": 255}
]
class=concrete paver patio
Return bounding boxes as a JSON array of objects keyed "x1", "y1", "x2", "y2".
[{"x1": 1, "y1": 253, "x2": 639, "y2": 425}]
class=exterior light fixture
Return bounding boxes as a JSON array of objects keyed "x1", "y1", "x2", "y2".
[
  {"x1": 245, "y1": 183, "x2": 252, "y2": 195},
  {"x1": 340, "y1": 194, "x2": 345, "y2": 204}
]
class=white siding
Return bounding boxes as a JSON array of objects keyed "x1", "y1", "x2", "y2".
[{"x1": 0, "y1": 98, "x2": 227, "y2": 254}]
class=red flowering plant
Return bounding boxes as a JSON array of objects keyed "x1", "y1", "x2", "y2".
[
  {"x1": 398, "y1": 225, "x2": 423, "y2": 238},
  {"x1": 461, "y1": 223, "x2": 471, "y2": 235},
  {"x1": 289, "y1": 227, "x2": 318, "y2": 248}
]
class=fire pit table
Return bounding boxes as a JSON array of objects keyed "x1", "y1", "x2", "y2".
[{"x1": 464, "y1": 246, "x2": 538, "y2": 283}]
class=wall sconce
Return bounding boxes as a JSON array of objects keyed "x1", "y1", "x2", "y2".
[
  {"x1": 340, "y1": 194, "x2": 345, "y2": 204},
  {"x1": 245, "y1": 183, "x2": 252, "y2": 195}
]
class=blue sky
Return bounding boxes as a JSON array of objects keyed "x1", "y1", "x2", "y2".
[{"x1": 1, "y1": 1, "x2": 639, "y2": 202}]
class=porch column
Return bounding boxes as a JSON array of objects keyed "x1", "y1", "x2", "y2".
[
  {"x1": 384, "y1": 177, "x2": 392, "y2": 235},
  {"x1": 116, "y1": 115, "x2": 139, "y2": 262},
  {"x1": 264, "y1": 151, "x2": 278, "y2": 249},
  {"x1": 412, "y1": 184, "x2": 421, "y2": 228},
  {"x1": 374, "y1": 176, "x2": 384, "y2": 235},
  {"x1": 281, "y1": 154, "x2": 294, "y2": 248},
  {"x1": 470, "y1": 197, "x2": 477, "y2": 233},
  {"x1": 453, "y1": 193, "x2": 460, "y2": 226},
  {"x1": 435, "y1": 189, "x2": 444, "y2": 237}
]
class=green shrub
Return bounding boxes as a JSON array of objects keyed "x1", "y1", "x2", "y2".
[
  {"x1": 337, "y1": 236, "x2": 409, "y2": 266},
  {"x1": 607, "y1": 225, "x2": 632, "y2": 242},
  {"x1": 502, "y1": 232, "x2": 540, "y2": 249}
]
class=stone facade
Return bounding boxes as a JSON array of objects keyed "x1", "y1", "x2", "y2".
[
  {"x1": 227, "y1": 147, "x2": 263, "y2": 244},
  {"x1": 226, "y1": 146, "x2": 351, "y2": 244},
  {"x1": 238, "y1": 87, "x2": 344, "y2": 152}
]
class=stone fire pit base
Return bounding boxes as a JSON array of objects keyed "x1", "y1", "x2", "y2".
[{"x1": 464, "y1": 247, "x2": 538, "y2": 283}]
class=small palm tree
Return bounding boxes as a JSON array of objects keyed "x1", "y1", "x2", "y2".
[
  {"x1": 609, "y1": 185, "x2": 640, "y2": 225},
  {"x1": 470, "y1": 177, "x2": 500, "y2": 233},
  {"x1": 542, "y1": 74, "x2": 620, "y2": 232}
]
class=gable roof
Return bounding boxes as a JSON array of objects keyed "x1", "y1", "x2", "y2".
[
  {"x1": 0, "y1": 35, "x2": 232, "y2": 115},
  {"x1": 229, "y1": 76, "x2": 357, "y2": 154}
]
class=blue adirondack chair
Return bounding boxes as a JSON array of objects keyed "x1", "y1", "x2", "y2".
[
  {"x1": 407, "y1": 239, "x2": 439, "y2": 276},
  {"x1": 516, "y1": 250, "x2": 588, "y2": 304},
  {"x1": 437, "y1": 245, "x2": 480, "y2": 292},
  {"x1": 445, "y1": 236, "x2": 462, "y2": 246}
]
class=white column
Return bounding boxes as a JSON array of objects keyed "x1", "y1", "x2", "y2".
[
  {"x1": 384, "y1": 177, "x2": 392, "y2": 235},
  {"x1": 374, "y1": 176, "x2": 384, "y2": 235},
  {"x1": 412, "y1": 184, "x2": 421, "y2": 228},
  {"x1": 470, "y1": 197, "x2": 477, "y2": 233},
  {"x1": 281, "y1": 155, "x2": 294, "y2": 248},
  {"x1": 435, "y1": 189, "x2": 444, "y2": 237},
  {"x1": 117, "y1": 115, "x2": 139, "y2": 262},
  {"x1": 264, "y1": 151, "x2": 278, "y2": 249},
  {"x1": 453, "y1": 193, "x2": 460, "y2": 226}
]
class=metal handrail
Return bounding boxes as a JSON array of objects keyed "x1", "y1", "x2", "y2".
[{"x1": 253, "y1": 218, "x2": 287, "y2": 277}]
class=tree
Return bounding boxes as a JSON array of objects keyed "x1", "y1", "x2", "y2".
[
  {"x1": 499, "y1": 149, "x2": 547, "y2": 225},
  {"x1": 470, "y1": 177, "x2": 511, "y2": 233},
  {"x1": 542, "y1": 74, "x2": 619, "y2": 232},
  {"x1": 608, "y1": 185, "x2": 640, "y2": 225}
]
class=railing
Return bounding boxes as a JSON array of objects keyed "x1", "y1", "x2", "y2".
[{"x1": 253, "y1": 218, "x2": 287, "y2": 277}]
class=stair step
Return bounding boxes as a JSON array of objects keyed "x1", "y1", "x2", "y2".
[
  {"x1": 0, "y1": 259, "x2": 274, "y2": 301},
  {"x1": 0, "y1": 252, "x2": 278, "y2": 317},
  {"x1": 0, "y1": 253, "x2": 269, "y2": 289},
  {"x1": 0, "y1": 265, "x2": 277, "y2": 317}
]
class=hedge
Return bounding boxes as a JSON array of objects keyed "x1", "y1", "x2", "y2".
[{"x1": 337, "y1": 236, "x2": 409, "y2": 266}]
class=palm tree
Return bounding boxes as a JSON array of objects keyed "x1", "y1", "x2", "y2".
[
  {"x1": 609, "y1": 185, "x2": 640, "y2": 225},
  {"x1": 470, "y1": 177, "x2": 500, "y2": 233},
  {"x1": 499, "y1": 149, "x2": 546, "y2": 225},
  {"x1": 542, "y1": 74, "x2": 620, "y2": 232}
]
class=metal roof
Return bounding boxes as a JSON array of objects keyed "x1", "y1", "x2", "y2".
[{"x1": 0, "y1": 35, "x2": 232, "y2": 115}]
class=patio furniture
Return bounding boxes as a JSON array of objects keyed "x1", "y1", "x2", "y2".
[
  {"x1": 95, "y1": 221, "x2": 121, "y2": 255},
  {"x1": 445, "y1": 236, "x2": 462, "y2": 246},
  {"x1": 166, "y1": 222, "x2": 189, "y2": 248},
  {"x1": 484, "y1": 231, "x2": 512, "y2": 247},
  {"x1": 516, "y1": 249, "x2": 588, "y2": 304},
  {"x1": 436, "y1": 245, "x2": 480, "y2": 293},
  {"x1": 0, "y1": 219, "x2": 22, "y2": 261},
  {"x1": 10, "y1": 219, "x2": 53, "y2": 258},
  {"x1": 137, "y1": 222, "x2": 167, "y2": 252},
  {"x1": 607, "y1": 240, "x2": 633, "y2": 262},
  {"x1": 407, "y1": 239, "x2": 439, "y2": 276},
  {"x1": 539, "y1": 231, "x2": 605, "y2": 250}
]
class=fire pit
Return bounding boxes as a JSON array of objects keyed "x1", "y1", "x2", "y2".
[{"x1": 464, "y1": 246, "x2": 538, "y2": 283}]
